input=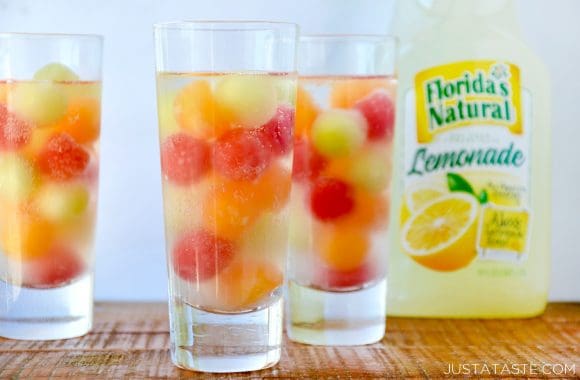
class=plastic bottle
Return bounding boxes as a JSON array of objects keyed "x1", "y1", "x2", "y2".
[{"x1": 388, "y1": 0, "x2": 551, "y2": 317}]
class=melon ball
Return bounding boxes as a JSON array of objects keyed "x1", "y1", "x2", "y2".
[
  {"x1": 10, "y1": 82, "x2": 67, "y2": 127},
  {"x1": 35, "y1": 183, "x2": 89, "y2": 222},
  {"x1": 162, "y1": 181, "x2": 205, "y2": 238},
  {"x1": 173, "y1": 80, "x2": 230, "y2": 139},
  {"x1": 240, "y1": 212, "x2": 288, "y2": 263},
  {"x1": 0, "y1": 154, "x2": 35, "y2": 202},
  {"x1": 24, "y1": 245, "x2": 85, "y2": 288},
  {"x1": 55, "y1": 96, "x2": 101, "y2": 144},
  {"x1": 172, "y1": 228, "x2": 235, "y2": 283},
  {"x1": 33, "y1": 63, "x2": 79, "y2": 82},
  {"x1": 215, "y1": 258, "x2": 283, "y2": 312},
  {"x1": 0, "y1": 214, "x2": 55, "y2": 260},
  {"x1": 160, "y1": 133, "x2": 211, "y2": 185},
  {"x1": 214, "y1": 74, "x2": 277, "y2": 128},
  {"x1": 311, "y1": 109, "x2": 367, "y2": 158},
  {"x1": 315, "y1": 263, "x2": 378, "y2": 291},
  {"x1": 0, "y1": 104, "x2": 32, "y2": 150},
  {"x1": 315, "y1": 226, "x2": 369, "y2": 272},
  {"x1": 354, "y1": 90, "x2": 395, "y2": 141},
  {"x1": 213, "y1": 128, "x2": 270, "y2": 181},
  {"x1": 309, "y1": 178, "x2": 355, "y2": 221},
  {"x1": 36, "y1": 133, "x2": 90, "y2": 181},
  {"x1": 348, "y1": 146, "x2": 392, "y2": 193}
]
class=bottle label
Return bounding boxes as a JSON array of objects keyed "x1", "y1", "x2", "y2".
[{"x1": 400, "y1": 61, "x2": 531, "y2": 272}]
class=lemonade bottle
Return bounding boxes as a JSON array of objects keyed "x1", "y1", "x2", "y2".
[{"x1": 388, "y1": 0, "x2": 551, "y2": 317}]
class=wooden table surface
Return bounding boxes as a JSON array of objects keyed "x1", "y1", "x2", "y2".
[{"x1": 0, "y1": 302, "x2": 578, "y2": 379}]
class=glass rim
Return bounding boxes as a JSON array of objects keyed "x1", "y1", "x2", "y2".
[
  {"x1": 0, "y1": 31, "x2": 103, "y2": 41},
  {"x1": 154, "y1": 20, "x2": 299, "y2": 32},
  {"x1": 300, "y1": 33, "x2": 397, "y2": 44}
]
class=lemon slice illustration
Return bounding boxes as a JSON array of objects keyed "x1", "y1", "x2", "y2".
[
  {"x1": 402, "y1": 192, "x2": 479, "y2": 271},
  {"x1": 400, "y1": 182, "x2": 446, "y2": 223}
]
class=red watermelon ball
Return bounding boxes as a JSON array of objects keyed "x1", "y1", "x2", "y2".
[
  {"x1": 0, "y1": 104, "x2": 31, "y2": 150},
  {"x1": 309, "y1": 178, "x2": 355, "y2": 221},
  {"x1": 354, "y1": 91, "x2": 395, "y2": 140},
  {"x1": 37, "y1": 133, "x2": 90, "y2": 181},
  {"x1": 24, "y1": 245, "x2": 85, "y2": 288},
  {"x1": 316, "y1": 263, "x2": 379, "y2": 290},
  {"x1": 258, "y1": 105, "x2": 294, "y2": 156},
  {"x1": 172, "y1": 229, "x2": 235, "y2": 282},
  {"x1": 214, "y1": 128, "x2": 271, "y2": 181},
  {"x1": 160, "y1": 133, "x2": 210, "y2": 185}
]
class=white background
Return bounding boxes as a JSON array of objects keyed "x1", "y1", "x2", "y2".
[{"x1": 0, "y1": 0, "x2": 578, "y2": 301}]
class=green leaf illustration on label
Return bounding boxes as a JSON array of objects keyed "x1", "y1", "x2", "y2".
[
  {"x1": 447, "y1": 172, "x2": 475, "y2": 195},
  {"x1": 447, "y1": 172, "x2": 490, "y2": 205}
]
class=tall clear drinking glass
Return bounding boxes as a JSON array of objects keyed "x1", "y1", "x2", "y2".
[
  {"x1": 154, "y1": 21, "x2": 298, "y2": 372},
  {"x1": 287, "y1": 35, "x2": 397, "y2": 345},
  {"x1": 0, "y1": 33, "x2": 103, "y2": 340}
]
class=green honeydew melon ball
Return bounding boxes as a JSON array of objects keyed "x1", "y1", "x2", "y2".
[
  {"x1": 214, "y1": 74, "x2": 277, "y2": 128},
  {"x1": 33, "y1": 63, "x2": 79, "y2": 82},
  {"x1": 311, "y1": 109, "x2": 367, "y2": 158}
]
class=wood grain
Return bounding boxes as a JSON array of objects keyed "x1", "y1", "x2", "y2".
[{"x1": 1, "y1": 303, "x2": 578, "y2": 379}]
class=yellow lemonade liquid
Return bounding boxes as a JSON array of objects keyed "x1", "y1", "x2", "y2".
[{"x1": 388, "y1": 0, "x2": 551, "y2": 317}]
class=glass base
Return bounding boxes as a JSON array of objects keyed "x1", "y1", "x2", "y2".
[
  {"x1": 287, "y1": 278, "x2": 386, "y2": 346},
  {"x1": 169, "y1": 295, "x2": 283, "y2": 373},
  {"x1": 0, "y1": 274, "x2": 93, "y2": 340}
]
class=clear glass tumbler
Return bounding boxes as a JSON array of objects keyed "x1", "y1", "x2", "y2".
[
  {"x1": 154, "y1": 21, "x2": 298, "y2": 372},
  {"x1": 287, "y1": 35, "x2": 397, "y2": 345},
  {"x1": 0, "y1": 33, "x2": 103, "y2": 340}
]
